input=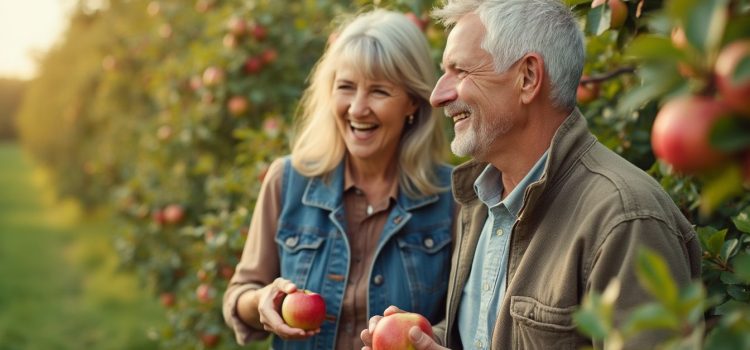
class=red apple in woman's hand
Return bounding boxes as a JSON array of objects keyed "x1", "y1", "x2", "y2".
[
  {"x1": 372, "y1": 312, "x2": 433, "y2": 350},
  {"x1": 281, "y1": 290, "x2": 326, "y2": 330}
]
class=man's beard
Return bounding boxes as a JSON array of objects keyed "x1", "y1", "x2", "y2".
[{"x1": 451, "y1": 107, "x2": 513, "y2": 158}]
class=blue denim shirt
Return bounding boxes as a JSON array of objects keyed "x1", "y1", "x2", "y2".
[
  {"x1": 457, "y1": 151, "x2": 548, "y2": 350},
  {"x1": 273, "y1": 157, "x2": 455, "y2": 350}
]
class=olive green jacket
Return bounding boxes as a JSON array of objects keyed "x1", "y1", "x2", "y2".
[{"x1": 434, "y1": 109, "x2": 702, "y2": 349}]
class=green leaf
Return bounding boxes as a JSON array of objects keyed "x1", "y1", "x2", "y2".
[
  {"x1": 564, "y1": 0, "x2": 592, "y2": 5},
  {"x1": 733, "y1": 207, "x2": 750, "y2": 234},
  {"x1": 721, "y1": 238, "x2": 740, "y2": 261},
  {"x1": 622, "y1": 303, "x2": 680, "y2": 336},
  {"x1": 683, "y1": 0, "x2": 729, "y2": 54},
  {"x1": 700, "y1": 165, "x2": 745, "y2": 216},
  {"x1": 720, "y1": 271, "x2": 743, "y2": 285},
  {"x1": 678, "y1": 282, "x2": 708, "y2": 323},
  {"x1": 625, "y1": 35, "x2": 686, "y2": 61},
  {"x1": 726, "y1": 284, "x2": 750, "y2": 302},
  {"x1": 573, "y1": 308, "x2": 610, "y2": 340},
  {"x1": 734, "y1": 56, "x2": 750, "y2": 85},
  {"x1": 585, "y1": 4, "x2": 608, "y2": 36},
  {"x1": 636, "y1": 248, "x2": 678, "y2": 305},
  {"x1": 733, "y1": 253, "x2": 750, "y2": 283},
  {"x1": 697, "y1": 226, "x2": 727, "y2": 256},
  {"x1": 709, "y1": 116, "x2": 750, "y2": 152}
]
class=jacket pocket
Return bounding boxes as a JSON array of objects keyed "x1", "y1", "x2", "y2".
[
  {"x1": 509, "y1": 296, "x2": 587, "y2": 350},
  {"x1": 275, "y1": 229, "x2": 325, "y2": 288},
  {"x1": 396, "y1": 229, "x2": 452, "y2": 318}
]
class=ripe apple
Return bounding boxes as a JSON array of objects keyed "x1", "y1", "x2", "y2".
[
  {"x1": 244, "y1": 56, "x2": 263, "y2": 74},
  {"x1": 200, "y1": 333, "x2": 220, "y2": 348},
  {"x1": 576, "y1": 76, "x2": 600, "y2": 104},
  {"x1": 261, "y1": 48, "x2": 278, "y2": 64},
  {"x1": 227, "y1": 16, "x2": 247, "y2": 36},
  {"x1": 163, "y1": 204, "x2": 185, "y2": 224},
  {"x1": 372, "y1": 312, "x2": 434, "y2": 350},
  {"x1": 160, "y1": 292, "x2": 175, "y2": 307},
  {"x1": 228, "y1": 96, "x2": 250, "y2": 116},
  {"x1": 196, "y1": 283, "x2": 214, "y2": 303},
  {"x1": 715, "y1": 40, "x2": 750, "y2": 115},
  {"x1": 157, "y1": 125, "x2": 172, "y2": 141},
  {"x1": 158, "y1": 23, "x2": 173, "y2": 39},
  {"x1": 651, "y1": 96, "x2": 731, "y2": 174},
  {"x1": 591, "y1": 0, "x2": 627, "y2": 29},
  {"x1": 222, "y1": 34, "x2": 238, "y2": 49},
  {"x1": 405, "y1": 12, "x2": 428, "y2": 32},
  {"x1": 281, "y1": 290, "x2": 326, "y2": 330},
  {"x1": 251, "y1": 23, "x2": 267, "y2": 41},
  {"x1": 202, "y1": 66, "x2": 225, "y2": 87},
  {"x1": 262, "y1": 117, "x2": 281, "y2": 138},
  {"x1": 152, "y1": 209, "x2": 166, "y2": 225}
]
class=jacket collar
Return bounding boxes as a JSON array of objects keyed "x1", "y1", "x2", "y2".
[
  {"x1": 302, "y1": 159, "x2": 439, "y2": 211},
  {"x1": 451, "y1": 108, "x2": 596, "y2": 206}
]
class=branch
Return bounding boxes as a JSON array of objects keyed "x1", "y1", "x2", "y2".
[{"x1": 581, "y1": 67, "x2": 637, "y2": 84}]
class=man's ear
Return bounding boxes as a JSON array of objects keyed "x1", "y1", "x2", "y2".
[{"x1": 518, "y1": 53, "x2": 544, "y2": 105}]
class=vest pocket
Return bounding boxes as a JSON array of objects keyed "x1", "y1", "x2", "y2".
[
  {"x1": 509, "y1": 296, "x2": 587, "y2": 350},
  {"x1": 275, "y1": 230, "x2": 325, "y2": 287},
  {"x1": 395, "y1": 229, "x2": 452, "y2": 318}
]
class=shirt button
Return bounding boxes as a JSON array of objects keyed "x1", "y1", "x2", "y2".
[
  {"x1": 423, "y1": 237, "x2": 435, "y2": 249},
  {"x1": 284, "y1": 236, "x2": 298, "y2": 247},
  {"x1": 373, "y1": 274, "x2": 384, "y2": 286},
  {"x1": 496, "y1": 228, "x2": 504, "y2": 236},
  {"x1": 475, "y1": 340, "x2": 482, "y2": 348},
  {"x1": 483, "y1": 282, "x2": 490, "y2": 291},
  {"x1": 528, "y1": 311, "x2": 535, "y2": 320}
]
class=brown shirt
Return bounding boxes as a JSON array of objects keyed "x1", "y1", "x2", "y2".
[{"x1": 223, "y1": 157, "x2": 398, "y2": 350}]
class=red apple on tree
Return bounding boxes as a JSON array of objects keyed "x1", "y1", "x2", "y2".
[
  {"x1": 372, "y1": 312, "x2": 434, "y2": 350},
  {"x1": 261, "y1": 48, "x2": 278, "y2": 64},
  {"x1": 152, "y1": 209, "x2": 166, "y2": 225},
  {"x1": 591, "y1": 0, "x2": 627, "y2": 29},
  {"x1": 405, "y1": 12, "x2": 428, "y2": 32},
  {"x1": 200, "y1": 332, "x2": 220, "y2": 348},
  {"x1": 244, "y1": 56, "x2": 263, "y2": 74},
  {"x1": 576, "y1": 76, "x2": 600, "y2": 105},
  {"x1": 281, "y1": 290, "x2": 326, "y2": 330},
  {"x1": 228, "y1": 96, "x2": 250, "y2": 116},
  {"x1": 163, "y1": 204, "x2": 185, "y2": 224},
  {"x1": 651, "y1": 96, "x2": 731, "y2": 174},
  {"x1": 196, "y1": 283, "x2": 214, "y2": 303},
  {"x1": 160, "y1": 292, "x2": 176, "y2": 307},
  {"x1": 715, "y1": 40, "x2": 750, "y2": 115},
  {"x1": 227, "y1": 16, "x2": 247, "y2": 36},
  {"x1": 222, "y1": 33, "x2": 238, "y2": 49},
  {"x1": 202, "y1": 66, "x2": 225, "y2": 87},
  {"x1": 251, "y1": 23, "x2": 267, "y2": 41}
]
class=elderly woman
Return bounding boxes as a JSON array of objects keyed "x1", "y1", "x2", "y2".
[{"x1": 222, "y1": 9, "x2": 455, "y2": 350}]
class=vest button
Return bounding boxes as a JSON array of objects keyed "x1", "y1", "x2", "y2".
[
  {"x1": 423, "y1": 237, "x2": 435, "y2": 249},
  {"x1": 373, "y1": 274, "x2": 384, "y2": 286},
  {"x1": 284, "y1": 236, "x2": 298, "y2": 248}
]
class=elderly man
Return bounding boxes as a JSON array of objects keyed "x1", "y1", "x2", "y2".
[{"x1": 361, "y1": 0, "x2": 701, "y2": 349}]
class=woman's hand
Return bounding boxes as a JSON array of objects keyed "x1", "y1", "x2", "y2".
[{"x1": 256, "y1": 278, "x2": 321, "y2": 340}]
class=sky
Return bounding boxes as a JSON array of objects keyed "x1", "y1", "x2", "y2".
[{"x1": 0, "y1": 0, "x2": 74, "y2": 80}]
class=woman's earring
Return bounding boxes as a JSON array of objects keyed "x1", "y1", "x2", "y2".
[{"x1": 407, "y1": 114, "x2": 414, "y2": 125}]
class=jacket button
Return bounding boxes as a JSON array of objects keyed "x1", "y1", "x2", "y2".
[
  {"x1": 284, "y1": 236, "x2": 298, "y2": 248},
  {"x1": 423, "y1": 237, "x2": 435, "y2": 249},
  {"x1": 373, "y1": 274, "x2": 384, "y2": 286},
  {"x1": 528, "y1": 311, "x2": 535, "y2": 320}
]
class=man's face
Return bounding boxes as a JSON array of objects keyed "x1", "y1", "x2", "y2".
[{"x1": 430, "y1": 14, "x2": 520, "y2": 159}]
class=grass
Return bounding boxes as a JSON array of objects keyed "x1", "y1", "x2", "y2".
[{"x1": 0, "y1": 143, "x2": 162, "y2": 350}]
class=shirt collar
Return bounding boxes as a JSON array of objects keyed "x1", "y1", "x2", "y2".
[
  {"x1": 344, "y1": 157, "x2": 399, "y2": 200},
  {"x1": 473, "y1": 150, "x2": 549, "y2": 217}
]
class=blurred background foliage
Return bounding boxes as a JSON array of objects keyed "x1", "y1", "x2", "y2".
[{"x1": 5, "y1": 0, "x2": 749, "y2": 348}]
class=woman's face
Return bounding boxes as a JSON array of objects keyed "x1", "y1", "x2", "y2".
[{"x1": 332, "y1": 63, "x2": 417, "y2": 164}]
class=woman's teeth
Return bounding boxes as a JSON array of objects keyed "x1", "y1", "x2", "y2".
[{"x1": 350, "y1": 120, "x2": 378, "y2": 131}]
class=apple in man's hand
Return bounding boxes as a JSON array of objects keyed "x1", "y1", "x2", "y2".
[
  {"x1": 372, "y1": 312, "x2": 433, "y2": 350},
  {"x1": 281, "y1": 290, "x2": 326, "y2": 330}
]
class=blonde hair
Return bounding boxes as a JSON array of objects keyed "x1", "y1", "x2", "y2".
[{"x1": 291, "y1": 9, "x2": 448, "y2": 197}]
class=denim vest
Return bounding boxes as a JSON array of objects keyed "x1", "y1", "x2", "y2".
[{"x1": 272, "y1": 157, "x2": 454, "y2": 350}]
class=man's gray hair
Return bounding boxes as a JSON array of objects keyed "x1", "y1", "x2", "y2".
[{"x1": 433, "y1": 0, "x2": 584, "y2": 110}]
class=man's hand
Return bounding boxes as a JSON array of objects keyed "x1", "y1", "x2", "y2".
[
  {"x1": 360, "y1": 305, "x2": 449, "y2": 350},
  {"x1": 256, "y1": 278, "x2": 320, "y2": 339}
]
